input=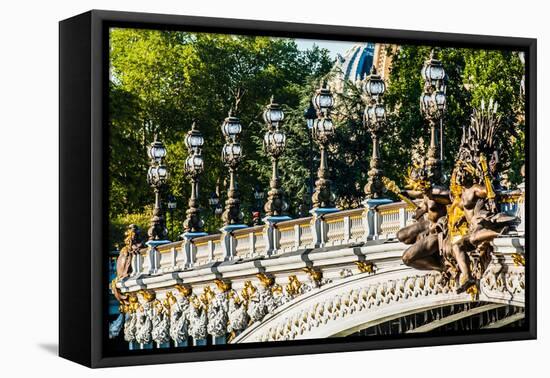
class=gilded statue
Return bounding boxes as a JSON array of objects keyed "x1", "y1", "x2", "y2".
[
  {"x1": 397, "y1": 100, "x2": 516, "y2": 293},
  {"x1": 116, "y1": 224, "x2": 143, "y2": 280}
]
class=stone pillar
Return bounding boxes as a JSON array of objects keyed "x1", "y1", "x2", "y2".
[
  {"x1": 517, "y1": 183, "x2": 526, "y2": 235},
  {"x1": 310, "y1": 208, "x2": 339, "y2": 247},
  {"x1": 399, "y1": 207, "x2": 407, "y2": 229},
  {"x1": 144, "y1": 240, "x2": 170, "y2": 275},
  {"x1": 220, "y1": 225, "x2": 247, "y2": 260},
  {"x1": 131, "y1": 253, "x2": 143, "y2": 277},
  {"x1": 362, "y1": 198, "x2": 392, "y2": 241},
  {"x1": 343, "y1": 215, "x2": 351, "y2": 242},
  {"x1": 263, "y1": 216, "x2": 292, "y2": 255},
  {"x1": 181, "y1": 232, "x2": 208, "y2": 268}
]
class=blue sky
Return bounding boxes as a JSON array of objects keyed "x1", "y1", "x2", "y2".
[{"x1": 294, "y1": 38, "x2": 359, "y2": 59}]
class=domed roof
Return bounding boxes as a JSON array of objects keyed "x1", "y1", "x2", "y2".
[{"x1": 332, "y1": 43, "x2": 376, "y2": 92}]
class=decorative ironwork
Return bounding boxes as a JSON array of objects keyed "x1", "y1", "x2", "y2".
[
  {"x1": 363, "y1": 66, "x2": 387, "y2": 198},
  {"x1": 420, "y1": 50, "x2": 447, "y2": 185},
  {"x1": 147, "y1": 134, "x2": 169, "y2": 241},
  {"x1": 398, "y1": 98, "x2": 516, "y2": 294},
  {"x1": 183, "y1": 122, "x2": 205, "y2": 233},
  {"x1": 263, "y1": 96, "x2": 288, "y2": 217},
  {"x1": 311, "y1": 82, "x2": 336, "y2": 209},
  {"x1": 221, "y1": 109, "x2": 244, "y2": 225}
]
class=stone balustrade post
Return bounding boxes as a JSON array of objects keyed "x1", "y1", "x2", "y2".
[
  {"x1": 248, "y1": 232, "x2": 256, "y2": 256},
  {"x1": 145, "y1": 246, "x2": 160, "y2": 275},
  {"x1": 362, "y1": 199, "x2": 392, "y2": 241},
  {"x1": 131, "y1": 253, "x2": 143, "y2": 277},
  {"x1": 343, "y1": 215, "x2": 351, "y2": 243},
  {"x1": 221, "y1": 231, "x2": 235, "y2": 260},
  {"x1": 294, "y1": 224, "x2": 301, "y2": 248},
  {"x1": 263, "y1": 216, "x2": 291, "y2": 255},
  {"x1": 399, "y1": 207, "x2": 407, "y2": 229},
  {"x1": 182, "y1": 239, "x2": 194, "y2": 268},
  {"x1": 219, "y1": 225, "x2": 247, "y2": 260},
  {"x1": 310, "y1": 208, "x2": 338, "y2": 247},
  {"x1": 517, "y1": 183, "x2": 525, "y2": 234}
]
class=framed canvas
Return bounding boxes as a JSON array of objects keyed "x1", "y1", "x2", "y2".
[{"x1": 59, "y1": 9, "x2": 536, "y2": 368}]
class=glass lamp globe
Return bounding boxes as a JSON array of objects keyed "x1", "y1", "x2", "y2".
[
  {"x1": 422, "y1": 54, "x2": 445, "y2": 84},
  {"x1": 273, "y1": 130, "x2": 286, "y2": 148},
  {"x1": 222, "y1": 115, "x2": 242, "y2": 140},
  {"x1": 253, "y1": 186, "x2": 265, "y2": 200},
  {"x1": 148, "y1": 139, "x2": 167, "y2": 163},
  {"x1": 223, "y1": 142, "x2": 242, "y2": 163},
  {"x1": 156, "y1": 164, "x2": 168, "y2": 184},
  {"x1": 209, "y1": 192, "x2": 219, "y2": 206},
  {"x1": 315, "y1": 117, "x2": 334, "y2": 137},
  {"x1": 263, "y1": 98, "x2": 285, "y2": 126},
  {"x1": 185, "y1": 125, "x2": 204, "y2": 151},
  {"x1": 374, "y1": 104, "x2": 386, "y2": 122},
  {"x1": 420, "y1": 91, "x2": 432, "y2": 112},
  {"x1": 185, "y1": 154, "x2": 204, "y2": 173},
  {"x1": 313, "y1": 85, "x2": 334, "y2": 111},
  {"x1": 304, "y1": 101, "x2": 317, "y2": 129},
  {"x1": 364, "y1": 67, "x2": 386, "y2": 98},
  {"x1": 434, "y1": 90, "x2": 446, "y2": 111}
]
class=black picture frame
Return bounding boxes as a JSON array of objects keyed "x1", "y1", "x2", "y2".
[{"x1": 59, "y1": 9, "x2": 537, "y2": 368}]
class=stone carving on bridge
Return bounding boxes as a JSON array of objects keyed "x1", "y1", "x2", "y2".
[
  {"x1": 242, "y1": 271, "x2": 455, "y2": 342},
  {"x1": 152, "y1": 297, "x2": 171, "y2": 345},
  {"x1": 134, "y1": 290, "x2": 155, "y2": 345},
  {"x1": 167, "y1": 290, "x2": 190, "y2": 345},
  {"x1": 397, "y1": 100, "x2": 517, "y2": 295}
]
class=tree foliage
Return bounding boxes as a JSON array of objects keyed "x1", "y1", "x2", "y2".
[{"x1": 108, "y1": 29, "x2": 525, "y2": 248}]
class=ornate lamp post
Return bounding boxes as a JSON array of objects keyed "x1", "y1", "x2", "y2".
[
  {"x1": 209, "y1": 191, "x2": 220, "y2": 214},
  {"x1": 183, "y1": 122, "x2": 206, "y2": 235},
  {"x1": 311, "y1": 83, "x2": 337, "y2": 211},
  {"x1": 263, "y1": 97, "x2": 289, "y2": 218},
  {"x1": 167, "y1": 194, "x2": 177, "y2": 240},
  {"x1": 304, "y1": 101, "x2": 317, "y2": 198},
  {"x1": 252, "y1": 185, "x2": 265, "y2": 225},
  {"x1": 221, "y1": 110, "x2": 245, "y2": 227},
  {"x1": 363, "y1": 66, "x2": 387, "y2": 199},
  {"x1": 146, "y1": 135, "x2": 169, "y2": 242},
  {"x1": 420, "y1": 50, "x2": 447, "y2": 184}
]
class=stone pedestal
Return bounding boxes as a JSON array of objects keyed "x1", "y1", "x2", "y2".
[
  {"x1": 263, "y1": 215, "x2": 292, "y2": 255},
  {"x1": 144, "y1": 240, "x2": 171, "y2": 274},
  {"x1": 362, "y1": 198, "x2": 392, "y2": 240},
  {"x1": 220, "y1": 224, "x2": 248, "y2": 260},
  {"x1": 310, "y1": 207, "x2": 339, "y2": 247},
  {"x1": 181, "y1": 232, "x2": 208, "y2": 268}
]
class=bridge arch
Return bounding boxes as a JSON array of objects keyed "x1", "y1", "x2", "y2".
[{"x1": 232, "y1": 264, "x2": 525, "y2": 343}]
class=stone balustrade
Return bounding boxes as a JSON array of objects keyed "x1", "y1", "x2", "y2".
[{"x1": 127, "y1": 191, "x2": 525, "y2": 278}]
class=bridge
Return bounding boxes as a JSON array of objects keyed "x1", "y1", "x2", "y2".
[{"x1": 112, "y1": 192, "x2": 525, "y2": 349}]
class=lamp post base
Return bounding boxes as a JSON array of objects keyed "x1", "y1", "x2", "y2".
[
  {"x1": 262, "y1": 215, "x2": 292, "y2": 224},
  {"x1": 180, "y1": 232, "x2": 208, "y2": 240},
  {"x1": 219, "y1": 224, "x2": 248, "y2": 233},
  {"x1": 363, "y1": 198, "x2": 393, "y2": 208},
  {"x1": 145, "y1": 240, "x2": 171, "y2": 248},
  {"x1": 309, "y1": 207, "x2": 339, "y2": 216}
]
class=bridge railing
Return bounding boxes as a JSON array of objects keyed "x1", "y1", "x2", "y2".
[{"x1": 129, "y1": 190, "x2": 524, "y2": 277}]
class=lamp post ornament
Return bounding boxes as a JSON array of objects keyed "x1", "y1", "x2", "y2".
[
  {"x1": 263, "y1": 96, "x2": 289, "y2": 217},
  {"x1": 311, "y1": 82, "x2": 336, "y2": 209},
  {"x1": 363, "y1": 66, "x2": 387, "y2": 199},
  {"x1": 420, "y1": 49, "x2": 447, "y2": 185},
  {"x1": 221, "y1": 108, "x2": 245, "y2": 226},
  {"x1": 146, "y1": 134, "x2": 169, "y2": 241},
  {"x1": 183, "y1": 122, "x2": 205, "y2": 233},
  {"x1": 304, "y1": 100, "x2": 317, "y2": 199}
]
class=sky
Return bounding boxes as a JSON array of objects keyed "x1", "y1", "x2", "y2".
[{"x1": 294, "y1": 38, "x2": 359, "y2": 59}]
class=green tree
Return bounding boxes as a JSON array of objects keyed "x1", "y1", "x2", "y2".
[{"x1": 108, "y1": 28, "x2": 332, "y2": 247}]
